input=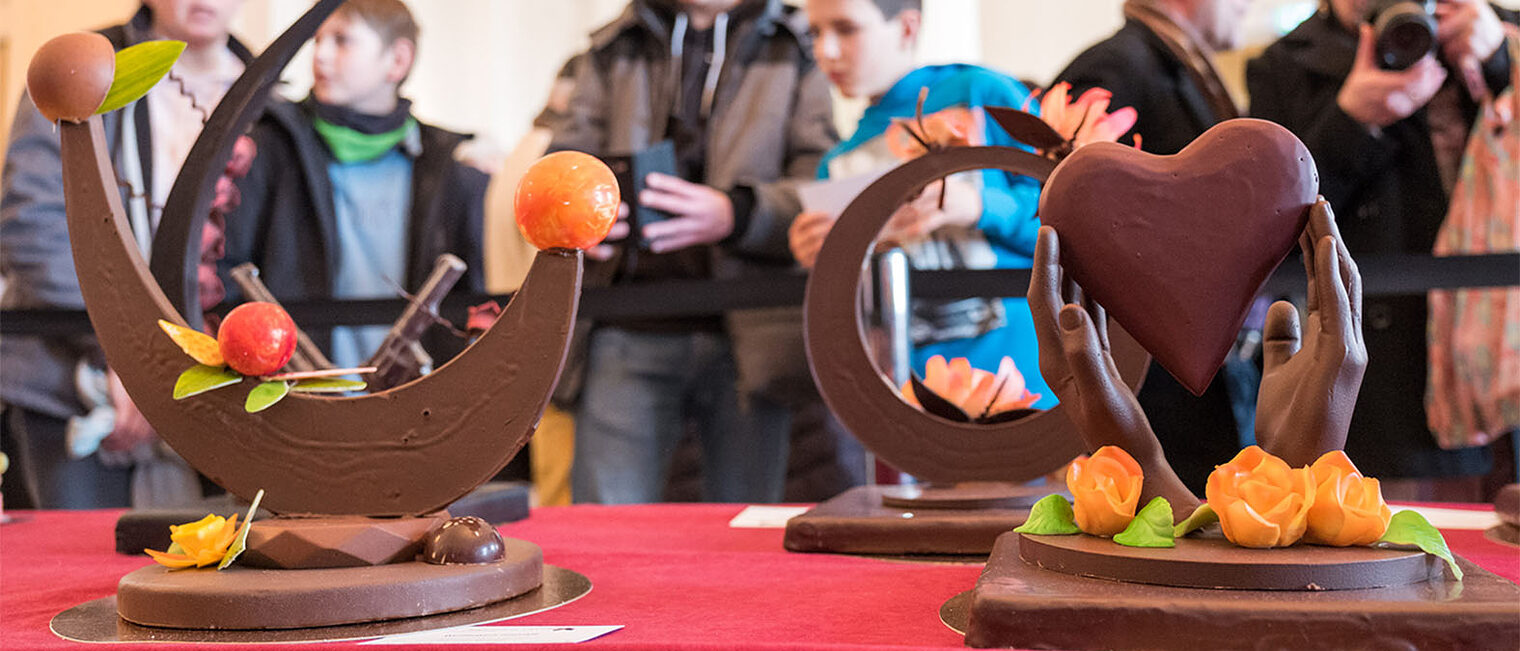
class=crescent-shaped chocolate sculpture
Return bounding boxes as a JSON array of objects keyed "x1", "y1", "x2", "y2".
[
  {"x1": 60, "y1": 0, "x2": 580, "y2": 517},
  {"x1": 805, "y1": 146, "x2": 1149, "y2": 482}
]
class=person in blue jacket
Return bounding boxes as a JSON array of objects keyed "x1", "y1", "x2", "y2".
[{"x1": 790, "y1": 0, "x2": 1053, "y2": 407}]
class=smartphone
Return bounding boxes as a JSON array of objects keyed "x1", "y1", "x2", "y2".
[{"x1": 631, "y1": 140, "x2": 678, "y2": 249}]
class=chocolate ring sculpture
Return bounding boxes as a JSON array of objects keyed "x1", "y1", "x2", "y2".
[
  {"x1": 804, "y1": 146, "x2": 1148, "y2": 482},
  {"x1": 62, "y1": 0, "x2": 579, "y2": 516}
]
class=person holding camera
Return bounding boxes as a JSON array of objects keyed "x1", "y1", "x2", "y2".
[{"x1": 1247, "y1": 0, "x2": 1517, "y2": 497}]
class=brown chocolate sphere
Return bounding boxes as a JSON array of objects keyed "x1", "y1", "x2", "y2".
[
  {"x1": 27, "y1": 32, "x2": 115, "y2": 123},
  {"x1": 420, "y1": 516, "x2": 505, "y2": 565}
]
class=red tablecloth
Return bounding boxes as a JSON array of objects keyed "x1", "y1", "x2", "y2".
[{"x1": 1, "y1": 503, "x2": 1516, "y2": 650}]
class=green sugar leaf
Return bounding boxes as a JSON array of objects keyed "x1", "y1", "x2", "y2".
[
  {"x1": 1114, "y1": 497, "x2": 1175, "y2": 548},
  {"x1": 1174, "y1": 503, "x2": 1218, "y2": 538},
  {"x1": 245, "y1": 381, "x2": 291, "y2": 413},
  {"x1": 218, "y1": 489, "x2": 265, "y2": 570},
  {"x1": 1013, "y1": 494, "x2": 1081, "y2": 535},
  {"x1": 290, "y1": 377, "x2": 367, "y2": 393},
  {"x1": 96, "y1": 40, "x2": 186, "y2": 115},
  {"x1": 1376, "y1": 510, "x2": 1463, "y2": 581},
  {"x1": 173, "y1": 364, "x2": 241, "y2": 399}
]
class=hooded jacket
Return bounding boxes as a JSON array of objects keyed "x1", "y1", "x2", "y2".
[
  {"x1": 548, "y1": 0, "x2": 838, "y2": 406},
  {"x1": 550, "y1": 0, "x2": 837, "y2": 280},
  {"x1": 218, "y1": 99, "x2": 487, "y2": 356}
]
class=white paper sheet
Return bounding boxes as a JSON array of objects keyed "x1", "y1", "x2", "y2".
[
  {"x1": 360, "y1": 625, "x2": 623, "y2": 645},
  {"x1": 727, "y1": 505, "x2": 810, "y2": 529}
]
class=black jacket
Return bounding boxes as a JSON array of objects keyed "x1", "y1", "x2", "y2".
[
  {"x1": 1247, "y1": 9, "x2": 1516, "y2": 477},
  {"x1": 1053, "y1": 19, "x2": 1226, "y2": 155},
  {"x1": 1053, "y1": 18, "x2": 1243, "y2": 492},
  {"x1": 219, "y1": 99, "x2": 487, "y2": 356}
]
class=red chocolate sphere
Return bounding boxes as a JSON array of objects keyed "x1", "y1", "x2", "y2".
[
  {"x1": 27, "y1": 32, "x2": 115, "y2": 123},
  {"x1": 514, "y1": 151, "x2": 620, "y2": 251},
  {"x1": 217, "y1": 302, "x2": 298, "y2": 377}
]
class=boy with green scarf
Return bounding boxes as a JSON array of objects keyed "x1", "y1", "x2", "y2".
[{"x1": 221, "y1": 0, "x2": 487, "y2": 370}]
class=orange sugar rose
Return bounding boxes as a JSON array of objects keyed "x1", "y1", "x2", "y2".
[
  {"x1": 1205, "y1": 446, "x2": 1315, "y2": 548},
  {"x1": 1065, "y1": 445, "x2": 1143, "y2": 536},
  {"x1": 144, "y1": 513, "x2": 242, "y2": 569},
  {"x1": 1304, "y1": 450, "x2": 1391, "y2": 546}
]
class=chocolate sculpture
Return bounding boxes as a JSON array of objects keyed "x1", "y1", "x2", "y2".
[
  {"x1": 957, "y1": 120, "x2": 1520, "y2": 650},
  {"x1": 785, "y1": 144, "x2": 1151, "y2": 556},
  {"x1": 42, "y1": 0, "x2": 585, "y2": 632}
]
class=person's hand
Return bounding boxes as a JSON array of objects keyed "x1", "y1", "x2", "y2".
[
  {"x1": 879, "y1": 176, "x2": 981, "y2": 245},
  {"x1": 788, "y1": 210, "x2": 836, "y2": 269},
  {"x1": 102, "y1": 371, "x2": 155, "y2": 453},
  {"x1": 1337, "y1": 24, "x2": 1448, "y2": 128},
  {"x1": 1435, "y1": 0, "x2": 1505, "y2": 70},
  {"x1": 1254, "y1": 199, "x2": 1367, "y2": 467},
  {"x1": 586, "y1": 202, "x2": 632, "y2": 261},
  {"x1": 638, "y1": 173, "x2": 734, "y2": 253},
  {"x1": 1028, "y1": 227, "x2": 1198, "y2": 516}
]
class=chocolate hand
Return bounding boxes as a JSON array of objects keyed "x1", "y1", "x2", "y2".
[
  {"x1": 1255, "y1": 199, "x2": 1367, "y2": 465},
  {"x1": 1030, "y1": 227, "x2": 1199, "y2": 518}
]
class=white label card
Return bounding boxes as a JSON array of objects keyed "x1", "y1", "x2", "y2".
[
  {"x1": 360, "y1": 625, "x2": 623, "y2": 645},
  {"x1": 728, "y1": 505, "x2": 810, "y2": 528}
]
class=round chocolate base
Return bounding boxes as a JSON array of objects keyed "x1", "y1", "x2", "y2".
[
  {"x1": 878, "y1": 482, "x2": 1056, "y2": 510},
  {"x1": 1019, "y1": 532, "x2": 1439, "y2": 591},
  {"x1": 117, "y1": 537, "x2": 542, "y2": 629},
  {"x1": 1486, "y1": 523, "x2": 1520, "y2": 547}
]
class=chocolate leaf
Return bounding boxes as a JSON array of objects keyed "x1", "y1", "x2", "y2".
[
  {"x1": 1173, "y1": 503, "x2": 1219, "y2": 538},
  {"x1": 985, "y1": 106, "x2": 1065, "y2": 150},
  {"x1": 245, "y1": 380, "x2": 291, "y2": 413},
  {"x1": 908, "y1": 373, "x2": 971, "y2": 422},
  {"x1": 977, "y1": 408, "x2": 1039, "y2": 424},
  {"x1": 218, "y1": 488, "x2": 264, "y2": 570},
  {"x1": 1376, "y1": 510, "x2": 1463, "y2": 581},
  {"x1": 96, "y1": 40, "x2": 185, "y2": 115},
  {"x1": 173, "y1": 364, "x2": 241, "y2": 399},
  {"x1": 1114, "y1": 497, "x2": 1175, "y2": 548},
  {"x1": 290, "y1": 378, "x2": 367, "y2": 393},
  {"x1": 1014, "y1": 494, "x2": 1082, "y2": 535}
]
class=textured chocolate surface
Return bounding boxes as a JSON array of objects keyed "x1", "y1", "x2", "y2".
[
  {"x1": 240, "y1": 514, "x2": 447, "y2": 569},
  {"x1": 61, "y1": 118, "x2": 580, "y2": 516},
  {"x1": 783, "y1": 485, "x2": 1029, "y2": 555},
  {"x1": 805, "y1": 146, "x2": 1149, "y2": 483},
  {"x1": 966, "y1": 532, "x2": 1520, "y2": 650},
  {"x1": 1020, "y1": 532, "x2": 1436, "y2": 591},
  {"x1": 26, "y1": 32, "x2": 113, "y2": 123},
  {"x1": 116, "y1": 536, "x2": 543, "y2": 629},
  {"x1": 1038, "y1": 119, "x2": 1317, "y2": 395}
]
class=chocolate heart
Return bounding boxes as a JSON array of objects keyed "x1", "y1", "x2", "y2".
[{"x1": 1038, "y1": 118, "x2": 1317, "y2": 395}]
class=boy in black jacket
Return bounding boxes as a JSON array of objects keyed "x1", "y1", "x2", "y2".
[{"x1": 222, "y1": 0, "x2": 486, "y2": 370}]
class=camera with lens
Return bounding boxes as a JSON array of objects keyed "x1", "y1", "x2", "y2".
[{"x1": 1364, "y1": 0, "x2": 1438, "y2": 70}]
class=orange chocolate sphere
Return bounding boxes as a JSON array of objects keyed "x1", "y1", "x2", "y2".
[
  {"x1": 27, "y1": 32, "x2": 115, "y2": 123},
  {"x1": 514, "y1": 151, "x2": 620, "y2": 251}
]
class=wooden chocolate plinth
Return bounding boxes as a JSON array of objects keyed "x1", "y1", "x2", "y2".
[
  {"x1": 964, "y1": 532, "x2": 1520, "y2": 650},
  {"x1": 783, "y1": 485, "x2": 1032, "y2": 555},
  {"x1": 117, "y1": 537, "x2": 543, "y2": 629}
]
